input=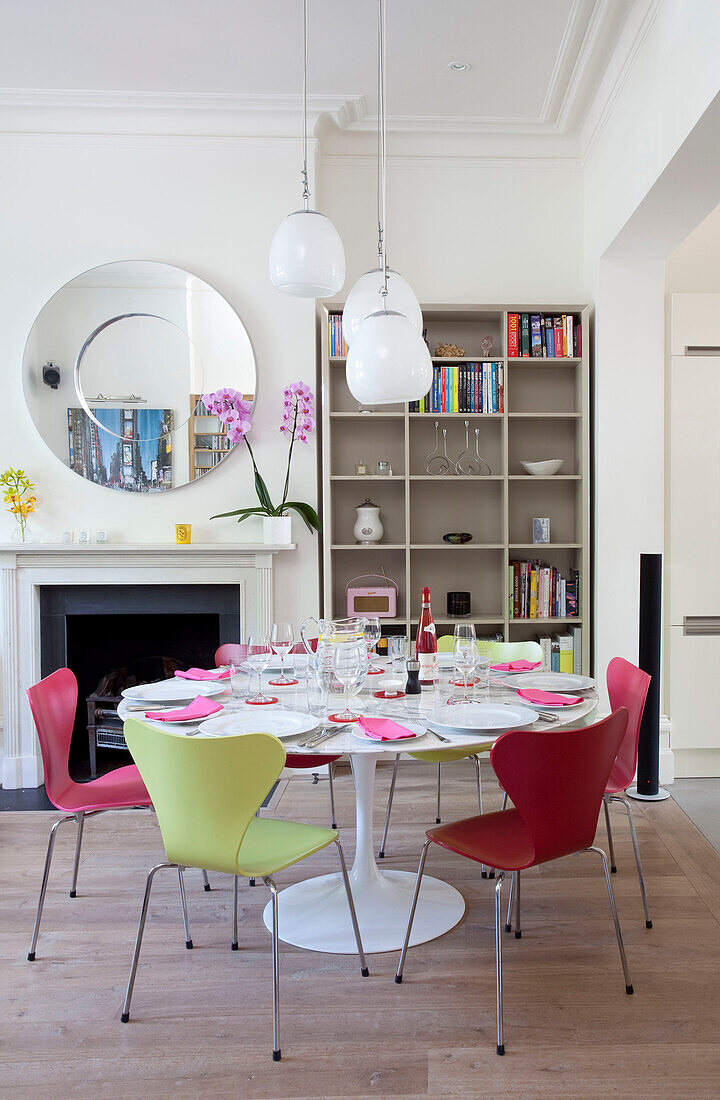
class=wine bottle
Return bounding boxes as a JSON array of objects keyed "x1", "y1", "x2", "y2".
[{"x1": 416, "y1": 586, "x2": 438, "y2": 685}]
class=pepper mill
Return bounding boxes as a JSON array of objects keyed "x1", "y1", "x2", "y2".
[{"x1": 405, "y1": 659, "x2": 421, "y2": 695}]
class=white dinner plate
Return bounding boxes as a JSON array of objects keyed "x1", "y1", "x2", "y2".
[
  {"x1": 121, "y1": 679, "x2": 227, "y2": 703},
  {"x1": 198, "y1": 710, "x2": 318, "y2": 740},
  {"x1": 514, "y1": 692, "x2": 584, "y2": 710},
  {"x1": 428, "y1": 702, "x2": 539, "y2": 735},
  {"x1": 351, "y1": 719, "x2": 426, "y2": 744},
  {"x1": 507, "y1": 672, "x2": 596, "y2": 692}
]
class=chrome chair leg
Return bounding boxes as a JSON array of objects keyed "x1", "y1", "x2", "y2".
[
  {"x1": 231, "y1": 876, "x2": 239, "y2": 950},
  {"x1": 328, "y1": 760, "x2": 337, "y2": 829},
  {"x1": 27, "y1": 814, "x2": 76, "y2": 960},
  {"x1": 378, "y1": 753, "x2": 400, "y2": 859},
  {"x1": 603, "y1": 796, "x2": 617, "y2": 873},
  {"x1": 177, "y1": 867, "x2": 193, "y2": 949},
  {"x1": 587, "y1": 845, "x2": 633, "y2": 994},
  {"x1": 69, "y1": 812, "x2": 85, "y2": 898},
  {"x1": 610, "y1": 794, "x2": 652, "y2": 928},
  {"x1": 201, "y1": 869, "x2": 211, "y2": 891},
  {"x1": 435, "y1": 762, "x2": 442, "y2": 824},
  {"x1": 334, "y1": 839, "x2": 369, "y2": 975},
  {"x1": 514, "y1": 871, "x2": 522, "y2": 939},
  {"x1": 494, "y1": 872, "x2": 506, "y2": 1055},
  {"x1": 474, "y1": 756, "x2": 492, "y2": 879},
  {"x1": 264, "y1": 876, "x2": 281, "y2": 1061},
  {"x1": 121, "y1": 862, "x2": 175, "y2": 1021},
  {"x1": 500, "y1": 790, "x2": 508, "y2": 811},
  {"x1": 505, "y1": 871, "x2": 516, "y2": 933},
  {"x1": 395, "y1": 839, "x2": 431, "y2": 983}
]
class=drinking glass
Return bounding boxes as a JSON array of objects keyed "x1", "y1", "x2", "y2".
[
  {"x1": 475, "y1": 655, "x2": 491, "y2": 698},
  {"x1": 229, "y1": 660, "x2": 248, "y2": 699},
  {"x1": 363, "y1": 616, "x2": 383, "y2": 673},
  {"x1": 305, "y1": 658, "x2": 328, "y2": 718},
  {"x1": 332, "y1": 640, "x2": 367, "y2": 722},
  {"x1": 388, "y1": 634, "x2": 408, "y2": 680},
  {"x1": 270, "y1": 621, "x2": 296, "y2": 685},
  {"x1": 246, "y1": 635, "x2": 272, "y2": 704},
  {"x1": 452, "y1": 623, "x2": 477, "y2": 704}
]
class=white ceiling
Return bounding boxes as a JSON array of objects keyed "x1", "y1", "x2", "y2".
[{"x1": 0, "y1": 0, "x2": 634, "y2": 147}]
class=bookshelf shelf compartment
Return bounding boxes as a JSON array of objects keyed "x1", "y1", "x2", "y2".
[{"x1": 321, "y1": 303, "x2": 590, "y2": 674}]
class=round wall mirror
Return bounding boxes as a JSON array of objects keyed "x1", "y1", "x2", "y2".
[{"x1": 22, "y1": 260, "x2": 256, "y2": 492}]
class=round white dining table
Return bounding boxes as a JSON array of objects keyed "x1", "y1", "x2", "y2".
[{"x1": 118, "y1": 662, "x2": 597, "y2": 955}]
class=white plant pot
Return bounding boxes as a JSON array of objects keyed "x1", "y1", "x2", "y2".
[{"x1": 263, "y1": 515, "x2": 292, "y2": 545}]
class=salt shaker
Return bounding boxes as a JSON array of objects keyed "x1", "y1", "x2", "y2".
[{"x1": 405, "y1": 659, "x2": 421, "y2": 695}]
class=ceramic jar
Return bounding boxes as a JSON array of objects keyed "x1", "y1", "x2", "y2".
[{"x1": 353, "y1": 498, "x2": 383, "y2": 545}]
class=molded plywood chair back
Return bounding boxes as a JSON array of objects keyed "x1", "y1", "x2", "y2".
[
  {"x1": 491, "y1": 708, "x2": 628, "y2": 865},
  {"x1": 27, "y1": 666, "x2": 77, "y2": 805},
  {"x1": 436, "y1": 638, "x2": 543, "y2": 664},
  {"x1": 606, "y1": 656, "x2": 651, "y2": 793},
  {"x1": 215, "y1": 643, "x2": 248, "y2": 666},
  {"x1": 123, "y1": 719, "x2": 285, "y2": 873}
]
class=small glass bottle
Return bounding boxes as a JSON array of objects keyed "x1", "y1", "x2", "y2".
[{"x1": 355, "y1": 459, "x2": 368, "y2": 475}]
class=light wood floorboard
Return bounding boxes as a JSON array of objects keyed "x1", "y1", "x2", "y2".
[{"x1": 2, "y1": 762, "x2": 719, "y2": 1098}]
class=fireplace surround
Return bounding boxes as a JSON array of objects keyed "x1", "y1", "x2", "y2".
[{"x1": 0, "y1": 542, "x2": 294, "y2": 788}]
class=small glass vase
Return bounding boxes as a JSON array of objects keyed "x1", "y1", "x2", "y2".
[{"x1": 10, "y1": 522, "x2": 32, "y2": 543}]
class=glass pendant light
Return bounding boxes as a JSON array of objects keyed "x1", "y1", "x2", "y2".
[
  {"x1": 346, "y1": 0, "x2": 431, "y2": 404},
  {"x1": 269, "y1": 0, "x2": 345, "y2": 298}
]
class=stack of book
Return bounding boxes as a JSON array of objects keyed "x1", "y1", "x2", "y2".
[
  {"x1": 410, "y1": 362, "x2": 504, "y2": 413},
  {"x1": 507, "y1": 313, "x2": 581, "y2": 358},
  {"x1": 329, "y1": 314, "x2": 348, "y2": 357},
  {"x1": 508, "y1": 561, "x2": 579, "y2": 619},
  {"x1": 536, "y1": 628, "x2": 583, "y2": 675}
]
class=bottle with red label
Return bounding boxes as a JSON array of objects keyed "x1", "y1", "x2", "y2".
[{"x1": 415, "y1": 586, "x2": 438, "y2": 685}]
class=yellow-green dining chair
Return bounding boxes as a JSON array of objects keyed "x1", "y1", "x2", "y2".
[
  {"x1": 120, "y1": 719, "x2": 368, "y2": 1061},
  {"x1": 378, "y1": 640, "x2": 542, "y2": 875}
]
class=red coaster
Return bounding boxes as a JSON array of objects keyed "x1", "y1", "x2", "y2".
[
  {"x1": 245, "y1": 696, "x2": 279, "y2": 706},
  {"x1": 328, "y1": 711, "x2": 362, "y2": 724},
  {"x1": 268, "y1": 677, "x2": 299, "y2": 687},
  {"x1": 373, "y1": 689, "x2": 405, "y2": 700},
  {"x1": 367, "y1": 668, "x2": 385, "y2": 675},
  {"x1": 449, "y1": 677, "x2": 480, "y2": 687}
]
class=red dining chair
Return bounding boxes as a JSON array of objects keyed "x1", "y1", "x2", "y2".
[
  {"x1": 603, "y1": 656, "x2": 653, "y2": 927},
  {"x1": 395, "y1": 710, "x2": 633, "y2": 1056},
  {"x1": 215, "y1": 642, "x2": 340, "y2": 830},
  {"x1": 26, "y1": 668, "x2": 153, "y2": 960}
]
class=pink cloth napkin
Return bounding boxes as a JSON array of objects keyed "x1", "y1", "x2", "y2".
[
  {"x1": 490, "y1": 660, "x2": 542, "y2": 672},
  {"x1": 516, "y1": 688, "x2": 579, "y2": 707},
  {"x1": 357, "y1": 716, "x2": 417, "y2": 741},
  {"x1": 175, "y1": 667, "x2": 231, "y2": 680},
  {"x1": 145, "y1": 696, "x2": 224, "y2": 722}
]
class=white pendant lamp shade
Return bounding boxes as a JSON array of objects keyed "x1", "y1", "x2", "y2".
[
  {"x1": 269, "y1": 210, "x2": 345, "y2": 298},
  {"x1": 346, "y1": 310, "x2": 432, "y2": 405},
  {"x1": 342, "y1": 267, "x2": 422, "y2": 345}
]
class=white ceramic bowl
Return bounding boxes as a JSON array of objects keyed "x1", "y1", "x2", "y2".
[{"x1": 520, "y1": 459, "x2": 563, "y2": 476}]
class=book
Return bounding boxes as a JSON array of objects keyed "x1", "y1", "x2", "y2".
[
  {"x1": 530, "y1": 314, "x2": 542, "y2": 357},
  {"x1": 553, "y1": 317, "x2": 563, "y2": 357},
  {"x1": 539, "y1": 636, "x2": 552, "y2": 671},
  {"x1": 570, "y1": 625, "x2": 582, "y2": 675},
  {"x1": 551, "y1": 638, "x2": 560, "y2": 672},
  {"x1": 507, "y1": 313, "x2": 520, "y2": 357},
  {"x1": 555, "y1": 632, "x2": 573, "y2": 673},
  {"x1": 520, "y1": 313, "x2": 530, "y2": 356}
]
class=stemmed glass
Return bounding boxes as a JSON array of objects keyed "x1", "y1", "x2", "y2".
[
  {"x1": 246, "y1": 635, "x2": 273, "y2": 704},
  {"x1": 331, "y1": 640, "x2": 367, "y2": 723},
  {"x1": 270, "y1": 621, "x2": 296, "y2": 686},
  {"x1": 363, "y1": 617, "x2": 383, "y2": 674},
  {"x1": 452, "y1": 623, "x2": 477, "y2": 705}
]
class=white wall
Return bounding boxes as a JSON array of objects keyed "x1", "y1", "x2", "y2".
[
  {"x1": 666, "y1": 202, "x2": 720, "y2": 292},
  {"x1": 0, "y1": 135, "x2": 319, "y2": 630}
]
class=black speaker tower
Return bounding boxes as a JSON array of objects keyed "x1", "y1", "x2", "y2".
[{"x1": 627, "y1": 553, "x2": 669, "y2": 801}]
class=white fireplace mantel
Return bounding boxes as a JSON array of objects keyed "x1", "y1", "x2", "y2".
[{"x1": 0, "y1": 542, "x2": 295, "y2": 789}]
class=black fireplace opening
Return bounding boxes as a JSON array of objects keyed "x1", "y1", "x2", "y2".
[{"x1": 40, "y1": 585, "x2": 241, "y2": 780}]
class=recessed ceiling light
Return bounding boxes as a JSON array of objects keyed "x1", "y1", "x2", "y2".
[{"x1": 447, "y1": 61, "x2": 470, "y2": 72}]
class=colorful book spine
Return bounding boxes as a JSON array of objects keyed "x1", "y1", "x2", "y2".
[
  {"x1": 530, "y1": 314, "x2": 542, "y2": 357},
  {"x1": 507, "y1": 313, "x2": 520, "y2": 357},
  {"x1": 520, "y1": 313, "x2": 530, "y2": 357}
]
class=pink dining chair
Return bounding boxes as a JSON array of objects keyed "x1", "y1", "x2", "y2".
[
  {"x1": 26, "y1": 668, "x2": 153, "y2": 960},
  {"x1": 603, "y1": 656, "x2": 653, "y2": 928}
]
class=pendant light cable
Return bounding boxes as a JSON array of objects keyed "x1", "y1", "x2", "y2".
[
  {"x1": 378, "y1": 0, "x2": 388, "y2": 306},
  {"x1": 301, "y1": 0, "x2": 310, "y2": 209}
]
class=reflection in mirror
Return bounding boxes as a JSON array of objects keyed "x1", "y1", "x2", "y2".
[{"x1": 23, "y1": 261, "x2": 256, "y2": 492}]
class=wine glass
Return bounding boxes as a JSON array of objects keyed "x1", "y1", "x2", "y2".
[
  {"x1": 246, "y1": 635, "x2": 272, "y2": 704},
  {"x1": 452, "y1": 623, "x2": 477, "y2": 704},
  {"x1": 388, "y1": 634, "x2": 408, "y2": 680},
  {"x1": 331, "y1": 640, "x2": 367, "y2": 722},
  {"x1": 270, "y1": 621, "x2": 296, "y2": 685},
  {"x1": 363, "y1": 616, "x2": 383, "y2": 673}
]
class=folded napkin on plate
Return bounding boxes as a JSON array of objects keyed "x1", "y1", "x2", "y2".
[
  {"x1": 490, "y1": 659, "x2": 542, "y2": 672},
  {"x1": 516, "y1": 688, "x2": 579, "y2": 706},
  {"x1": 145, "y1": 696, "x2": 224, "y2": 722},
  {"x1": 175, "y1": 667, "x2": 231, "y2": 680},
  {"x1": 357, "y1": 716, "x2": 417, "y2": 741}
]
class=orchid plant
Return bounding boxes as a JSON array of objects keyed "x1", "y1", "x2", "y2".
[
  {"x1": 1, "y1": 467, "x2": 36, "y2": 542},
  {"x1": 206, "y1": 383, "x2": 321, "y2": 533}
]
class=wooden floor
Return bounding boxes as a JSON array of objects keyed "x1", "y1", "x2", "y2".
[{"x1": 3, "y1": 760, "x2": 720, "y2": 1099}]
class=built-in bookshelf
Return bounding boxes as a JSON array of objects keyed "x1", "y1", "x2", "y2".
[
  {"x1": 188, "y1": 394, "x2": 232, "y2": 481},
  {"x1": 318, "y1": 305, "x2": 591, "y2": 674}
]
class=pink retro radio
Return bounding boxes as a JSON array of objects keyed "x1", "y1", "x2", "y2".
[{"x1": 346, "y1": 574, "x2": 398, "y2": 618}]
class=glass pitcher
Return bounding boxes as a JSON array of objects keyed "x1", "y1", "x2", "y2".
[{"x1": 300, "y1": 615, "x2": 367, "y2": 689}]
